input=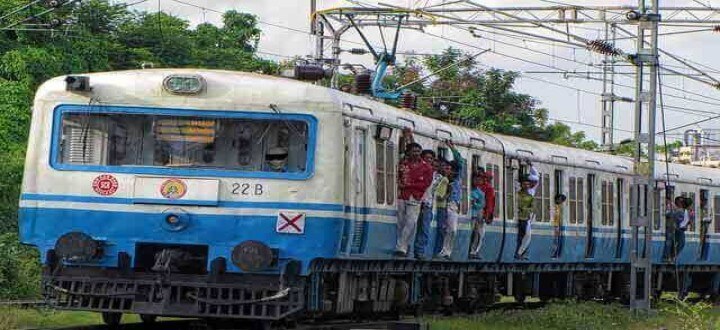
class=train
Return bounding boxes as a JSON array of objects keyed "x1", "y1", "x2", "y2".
[{"x1": 18, "y1": 69, "x2": 720, "y2": 329}]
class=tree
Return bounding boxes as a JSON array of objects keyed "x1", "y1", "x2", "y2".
[{"x1": 383, "y1": 47, "x2": 598, "y2": 150}]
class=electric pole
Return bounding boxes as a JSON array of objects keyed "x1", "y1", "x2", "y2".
[
  {"x1": 601, "y1": 23, "x2": 617, "y2": 149},
  {"x1": 629, "y1": 0, "x2": 659, "y2": 311}
]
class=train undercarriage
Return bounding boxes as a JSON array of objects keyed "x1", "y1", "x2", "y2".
[{"x1": 42, "y1": 253, "x2": 720, "y2": 329}]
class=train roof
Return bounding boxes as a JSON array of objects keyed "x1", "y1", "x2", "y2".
[{"x1": 35, "y1": 69, "x2": 720, "y2": 186}]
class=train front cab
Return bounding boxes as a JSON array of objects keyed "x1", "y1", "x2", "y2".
[{"x1": 18, "y1": 71, "x2": 347, "y2": 324}]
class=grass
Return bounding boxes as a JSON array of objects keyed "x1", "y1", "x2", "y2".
[
  {"x1": 0, "y1": 307, "x2": 147, "y2": 329},
  {"x1": 428, "y1": 300, "x2": 720, "y2": 330},
  {"x1": 1, "y1": 300, "x2": 719, "y2": 330}
]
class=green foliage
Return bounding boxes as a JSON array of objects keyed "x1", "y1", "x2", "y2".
[
  {"x1": 430, "y1": 301, "x2": 651, "y2": 330},
  {"x1": 0, "y1": 233, "x2": 41, "y2": 299},
  {"x1": 429, "y1": 300, "x2": 720, "y2": 330},
  {"x1": 0, "y1": 0, "x2": 279, "y2": 299},
  {"x1": 661, "y1": 297, "x2": 718, "y2": 330},
  {"x1": 383, "y1": 48, "x2": 598, "y2": 150}
]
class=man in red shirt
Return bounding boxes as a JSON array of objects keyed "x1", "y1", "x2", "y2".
[
  {"x1": 395, "y1": 135, "x2": 433, "y2": 257},
  {"x1": 480, "y1": 171, "x2": 496, "y2": 224}
]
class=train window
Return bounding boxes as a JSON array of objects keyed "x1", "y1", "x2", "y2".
[
  {"x1": 57, "y1": 112, "x2": 311, "y2": 174},
  {"x1": 568, "y1": 177, "x2": 584, "y2": 224},
  {"x1": 375, "y1": 140, "x2": 396, "y2": 205},
  {"x1": 714, "y1": 194, "x2": 720, "y2": 233},
  {"x1": 386, "y1": 144, "x2": 396, "y2": 205},
  {"x1": 577, "y1": 178, "x2": 585, "y2": 224},
  {"x1": 569, "y1": 177, "x2": 577, "y2": 224},
  {"x1": 533, "y1": 173, "x2": 551, "y2": 222},
  {"x1": 601, "y1": 180, "x2": 615, "y2": 227}
]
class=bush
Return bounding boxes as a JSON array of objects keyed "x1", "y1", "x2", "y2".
[{"x1": 0, "y1": 233, "x2": 41, "y2": 299}]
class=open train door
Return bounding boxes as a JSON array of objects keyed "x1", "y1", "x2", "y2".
[
  {"x1": 585, "y1": 173, "x2": 596, "y2": 258},
  {"x1": 615, "y1": 178, "x2": 625, "y2": 258},
  {"x1": 342, "y1": 125, "x2": 369, "y2": 255}
]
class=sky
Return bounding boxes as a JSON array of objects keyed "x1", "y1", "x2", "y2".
[{"x1": 120, "y1": 0, "x2": 720, "y2": 145}]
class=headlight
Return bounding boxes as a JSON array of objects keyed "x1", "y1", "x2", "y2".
[
  {"x1": 54, "y1": 232, "x2": 102, "y2": 262},
  {"x1": 163, "y1": 74, "x2": 205, "y2": 95}
]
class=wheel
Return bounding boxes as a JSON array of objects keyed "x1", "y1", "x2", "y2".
[
  {"x1": 140, "y1": 314, "x2": 157, "y2": 324},
  {"x1": 513, "y1": 291, "x2": 527, "y2": 304},
  {"x1": 101, "y1": 312, "x2": 122, "y2": 327}
]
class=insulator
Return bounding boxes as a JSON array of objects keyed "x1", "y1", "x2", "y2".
[
  {"x1": 354, "y1": 71, "x2": 372, "y2": 95},
  {"x1": 714, "y1": 26, "x2": 720, "y2": 32},
  {"x1": 401, "y1": 92, "x2": 416, "y2": 110},
  {"x1": 294, "y1": 64, "x2": 327, "y2": 81},
  {"x1": 586, "y1": 39, "x2": 620, "y2": 56},
  {"x1": 348, "y1": 48, "x2": 368, "y2": 55}
]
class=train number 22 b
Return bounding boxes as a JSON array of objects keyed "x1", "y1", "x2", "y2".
[{"x1": 231, "y1": 183, "x2": 264, "y2": 196}]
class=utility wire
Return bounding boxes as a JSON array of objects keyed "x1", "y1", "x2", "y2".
[
  {"x1": 2, "y1": 0, "x2": 82, "y2": 30},
  {"x1": 0, "y1": 0, "x2": 43, "y2": 23}
]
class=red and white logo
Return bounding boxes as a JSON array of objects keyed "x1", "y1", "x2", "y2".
[
  {"x1": 92, "y1": 174, "x2": 119, "y2": 196},
  {"x1": 276, "y1": 212, "x2": 306, "y2": 234}
]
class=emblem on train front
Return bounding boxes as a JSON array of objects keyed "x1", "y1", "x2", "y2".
[
  {"x1": 160, "y1": 179, "x2": 187, "y2": 199},
  {"x1": 92, "y1": 174, "x2": 118, "y2": 196}
]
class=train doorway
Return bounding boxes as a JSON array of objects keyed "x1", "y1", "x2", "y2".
[
  {"x1": 350, "y1": 127, "x2": 368, "y2": 254},
  {"x1": 585, "y1": 174, "x2": 596, "y2": 258},
  {"x1": 554, "y1": 169, "x2": 564, "y2": 257},
  {"x1": 615, "y1": 178, "x2": 624, "y2": 258}
]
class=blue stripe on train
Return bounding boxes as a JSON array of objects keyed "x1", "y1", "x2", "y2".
[{"x1": 19, "y1": 207, "x2": 344, "y2": 275}]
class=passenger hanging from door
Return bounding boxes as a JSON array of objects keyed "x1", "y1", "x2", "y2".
[
  {"x1": 432, "y1": 160, "x2": 451, "y2": 258},
  {"x1": 413, "y1": 149, "x2": 442, "y2": 260},
  {"x1": 526, "y1": 160, "x2": 540, "y2": 197},
  {"x1": 515, "y1": 175, "x2": 536, "y2": 260},
  {"x1": 664, "y1": 196, "x2": 691, "y2": 261},
  {"x1": 435, "y1": 140, "x2": 465, "y2": 260},
  {"x1": 678, "y1": 197, "x2": 694, "y2": 255},
  {"x1": 551, "y1": 194, "x2": 567, "y2": 258},
  {"x1": 394, "y1": 128, "x2": 433, "y2": 258},
  {"x1": 468, "y1": 170, "x2": 496, "y2": 259},
  {"x1": 468, "y1": 172, "x2": 486, "y2": 259}
]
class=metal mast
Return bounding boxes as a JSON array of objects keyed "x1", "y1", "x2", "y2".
[
  {"x1": 629, "y1": 0, "x2": 659, "y2": 311},
  {"x1": 601, "y1": 23, "x2": 618, "y2": 149}
]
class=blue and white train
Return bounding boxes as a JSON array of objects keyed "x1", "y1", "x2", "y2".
[{"x1": 18, "y1": 69, "x2": 720, "y2": 327}]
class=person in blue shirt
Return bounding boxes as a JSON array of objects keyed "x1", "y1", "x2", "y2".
[
  {"x1": 468, "y1": 173, "x2": 486, "y2": 259},
  {"x1": 435, "y1": 141, "x2": 465, "y2": 260}
]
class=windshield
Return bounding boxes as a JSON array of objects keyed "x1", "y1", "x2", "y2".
[{"x1": 57, "y1": 112, "x2": 309, "y2": 174}]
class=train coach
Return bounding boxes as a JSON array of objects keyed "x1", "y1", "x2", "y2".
[{"x1": 18, "y1": 69, "x2": 720, "y2": 328}]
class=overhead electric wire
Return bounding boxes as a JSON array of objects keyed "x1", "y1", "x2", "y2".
[
  {"x1": 613, "y1": 24, "x2": 720, "y2": 88},
  {"x1": 1, "y1": 0, "x2": 82, "y2": 30},
  {"x1": 424, "y1": 23, "x2": 720, "y2": 121},
  {"x1": 161, "y1": 0, "x2": 720, "y2": 122},
  {"x1": 0, "y1": 0, "x2": 43, "y2": 22},
  {"x1": 117, "y1": 0, "x2": 151, "y2": 9}
]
